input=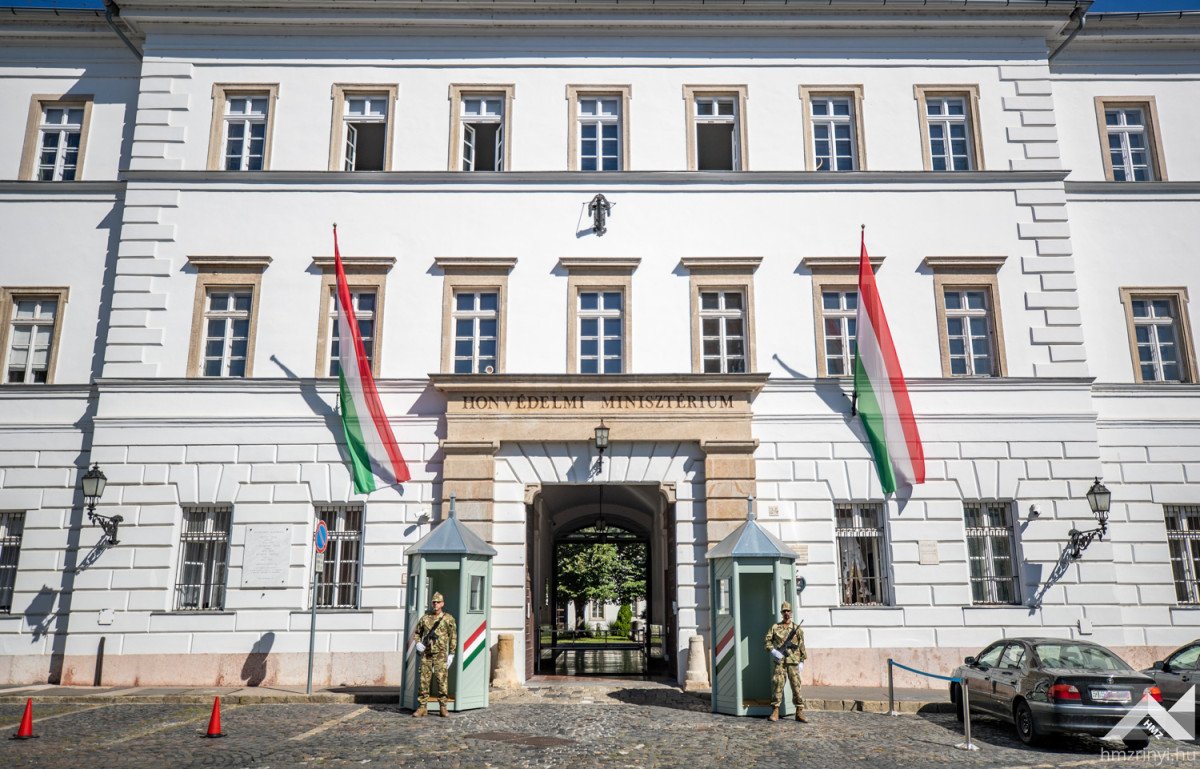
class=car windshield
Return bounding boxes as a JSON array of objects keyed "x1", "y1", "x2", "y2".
[{"x1": 1034, "y1": 643, "x2": 1131, "y2": 671}]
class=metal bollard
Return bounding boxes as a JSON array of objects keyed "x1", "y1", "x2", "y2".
[
  {"x1": 886, "y1": 659, "x2": 897, "y2": 716},
  {"x1": 955, "y1": 681, "x2": 979, "y2": 751}
]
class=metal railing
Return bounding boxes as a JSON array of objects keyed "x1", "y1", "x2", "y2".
[{"x1": 886, "y1": 658, "x2": 978, "y2": 752}]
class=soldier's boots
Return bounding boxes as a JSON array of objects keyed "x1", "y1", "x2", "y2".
[
  {"x1": 768, "y1": 706, "x2": 779, "y2": 722},
  {"x1": 412, "y1": 704, "x2": 427, "y2": 718},
  {"x1": 438, "y1": 702, "x2": 449, "y2": 718},
  {"x1": 795, "y1": 709, "x2": 808, "y2": 723}
]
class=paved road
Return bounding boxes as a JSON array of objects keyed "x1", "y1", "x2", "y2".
[{"x1": 1, "y1": 688, "x2": 1195, "y2": 768}]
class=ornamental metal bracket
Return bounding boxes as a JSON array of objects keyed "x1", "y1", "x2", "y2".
[
  {"x1": 88, "y1": 511, "x2": 124, "y2": 546},
  {"x1": 1067, "y1": 521, "x2": 1107, "y2": 560},
  {"x1": 588, "y1": 193, "x2": 613, "y2": 236}
]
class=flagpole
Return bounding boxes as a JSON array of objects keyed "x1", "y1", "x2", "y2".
[{"x1": 850, "y1": 224, "x2": 864, "y2": 417}]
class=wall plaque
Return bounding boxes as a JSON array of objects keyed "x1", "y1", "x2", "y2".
[{"x1": 241, "y1": 525, "x2": 292, "y2": 588}]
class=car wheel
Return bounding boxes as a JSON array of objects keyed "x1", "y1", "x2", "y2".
[
  {"x1": 1014, "y1": 700, "x2": 1041, "y2": 746},
  {"x1": 1123, "y1": 736, "x2": 1150, "y2": 752},
  {"x1": 951, "y1": 683, "x2": 964, "y2": 723}
]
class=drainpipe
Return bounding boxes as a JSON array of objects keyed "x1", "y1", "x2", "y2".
[
  {"x1": 103, "y1": 0, "x2": 142, "y2": 61},
  {"x1": 1049, "y1": 4, "x2": 1087, "y2": 63}
]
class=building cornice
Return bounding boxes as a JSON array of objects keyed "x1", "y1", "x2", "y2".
[
  {"x1": 433, "y1": 257, "x2": 518, "y2": 275},
  {"x1": 679, "y1": 257, "x2": 762, "y2": 275},
  {"x1": 1065, "y1": 181, "x2": 1200, "y2": 200},
  {"x1": 311, "y1": 256, "x2": 397, "y2": 272},
  {"x1": 801, "y1": 255, "x2": 884, "y2": 273},
  {"x1": 431, "y1": 373, "x2": 769, "y2": 396}
]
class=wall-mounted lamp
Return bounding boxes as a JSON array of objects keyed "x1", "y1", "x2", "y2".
[
  {"x1": 593, "y1": 420, "x2": 610, "y2": 472},
  {"x1": 1067, "y1": 477, "x2": 1111, "y2": 559},
  {"x1": 588, "y1": 193, "x2": 613, "y2": 236},
  {"x1": 82, "y1": 463, "x2": 122, "y2": 545}
]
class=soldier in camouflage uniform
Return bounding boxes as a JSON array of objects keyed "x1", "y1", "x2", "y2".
[
  {"x1": 763, "y1": 600, "x2": 807, "y2": 723},
  {"x1": 410, "y1": 591, "x2": 457, "y2": 717}
]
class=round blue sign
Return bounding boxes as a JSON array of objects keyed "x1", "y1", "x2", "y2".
[{"x1": 314, "y1": 520, "x2": 329, "y2": 553}]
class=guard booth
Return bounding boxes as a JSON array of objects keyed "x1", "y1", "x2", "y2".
[
  {"x1": 401, "y1": 496, "x2": 497, "y2": 712},
  {"x1": 707, "y1": 498, "x2": 800, "y2": 717}
]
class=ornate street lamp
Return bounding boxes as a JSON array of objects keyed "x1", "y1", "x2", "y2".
[
  {"x1": 593, "y1": 420, "x2": 610, "y2": 472},
  {"x1": 82, "y1": 463, "x2": 123, "y2": 545},
  {"x1": 1068, "y1": 477, "x2": 1111, "y2": 559}
]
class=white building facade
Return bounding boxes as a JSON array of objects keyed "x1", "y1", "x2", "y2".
[{"x1": 1, "y1": 0, "x2": 1198, "y2": 689}]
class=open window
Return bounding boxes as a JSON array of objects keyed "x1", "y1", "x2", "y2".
[
  {"x1": 684, "y1": 86, "x2": 748, "y2": 171},
  {"x1": 329, "y1": 85, "x2": 396, "y2": 172},
  {"x1": 449, "y1": 85, "x2": 514, "y2": 172}
]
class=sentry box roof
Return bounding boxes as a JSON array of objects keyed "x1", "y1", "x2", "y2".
[
  {"x1": 406, "y1": 505, "x2": 498, "y2": 557},
  {"x1": 706, "y1": 508, "x2": 797, "y2": 561}
]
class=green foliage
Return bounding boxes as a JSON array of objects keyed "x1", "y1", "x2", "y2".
[
  {"x1": 555, "y1": 534, "x2": 648, "y2": 628},
  {"x1": 611, "y1": 603, "x2": 633, "y2": 638}
]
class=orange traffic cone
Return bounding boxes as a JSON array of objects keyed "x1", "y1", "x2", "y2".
[
  {"x1": 204, "y1": 696, "x2": 225, "y2": 738},
  {"x1": 11, "y1": 698, "x2": 37, "y2": 740}
]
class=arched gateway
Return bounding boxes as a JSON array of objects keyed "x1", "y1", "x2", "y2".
[{"x1": 432, "y1": 374, "x2": 768, "y2": 682}]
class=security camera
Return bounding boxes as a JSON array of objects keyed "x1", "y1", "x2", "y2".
[{"x1": 1028, "y1": 504, "x2": 1040, "y2": 520}]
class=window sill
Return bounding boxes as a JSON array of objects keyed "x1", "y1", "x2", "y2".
[
  {"x1": 151, "y1": 610, "x2": 235, "y2": 616},
  {"x1": 834, "y1": 605, "x2": 899, "y2": 610},
  {"x1": 290, "y1": 609, "x2": 370, "y2": 615},
  {"x1": 961, "y1": 604, "x2": 1024, "y2": 610}
]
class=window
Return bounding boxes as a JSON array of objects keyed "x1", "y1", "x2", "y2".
[
  {"x1": 315, "y1": 505, "x2": 363, "y2": 609},
  {"x1": 699, "y1": 291, "x2": 747, "y2": 374},
  {"x1": 327, "y1": 290, "x2": 377, "y2": 377},
  {"x1": 453, "y1": 291, "x2": 499, "y2": 374},
  {"x1": 174, "y1": 505, "x2": 231, "y2": 611},
  {"x1": 566, "y1": 86, "x2": 630, "y2": 171},
  {"x1": 835, "y1": 503, "x2": 889, "y2": 606},
  {"x1": 449, "y1": 85, "x2": 513, "y2": 172},
  {"x1": 20, "y1": 96, "x2": 92, "y2": 181},
  {"x1": 684, "y1": 86, "x2": 748, "y2": 171},
  {"x1": 588, "y1": 599, "x2": 604, "y2": 619},
  {"x1": 0, "y1": 512, "x2": 24, "y2": 614},
  {"x1": 578, "y1": 291, "x2": 624, "y2": 374},
  {"x1": 926, "y1": 257, "x2": 1007, "y2": 378},
  {"x1": 915, "y1": 86, "x2": 984, "y2": 172},
  {"x1": 999, "y1": 644, "x2": 1027, "y2": 670},
  {"x1": 1121, "y1": 289, "x2": 1196, "y2": 384},
  {"x1": 470, "y1": 575, "x2": 485, "y2": 612},
  {"x1": 340, "y1": 94, "x2": 390, "y2": 171},
  {"x1": 207, "y1": 85, "x2": 278, "y2": 171},
  {"x1": 718, "y1": 579, "x2": 731, "y2": 615},
  {"x1": 187, "y1": 256, "x2": 269, "y2": 378},
  {"x1": 436, "y1": 257, "x2": 514, "y2": 374},
  {"x1": 800, "y1": 87, "x2": 865, "y2": 172},
  {"x1": 1095, "y1": 97, "x2": 1166, "y2": 182},
  {"x1": 683, "y1": 257, "x2": 759, "y2": 375},
  {"x1": 821, "y1": 290, "x2": 857, "y2": 377},
  {"x1": 975, "y1": 643, "x2": 1005, "y2": 669},
  {"x1": 963, "y1": 501, "x2": 1020, "y2": 605},
  {"x1": 1166, "y1": 505, "x2": 1200, "y2": 604},
  {"x1": 2, "y1": 290, "x2": 67, "y2": 384},
  {"x1": 200, "y1": 290, "x2": 252, "y2": 377}
]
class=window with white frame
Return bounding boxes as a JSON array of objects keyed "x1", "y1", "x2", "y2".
[
  {"x1": 810, "y1": 96, "x2": 857, "y2": 171},
  {"x1": 174, "y1": 506, "x2": 231, "y2": 611},
  {"x1": 942, "y1": 288, "x2": 996, "y2": 376},
  {"x1": 699, "y1": 291, "x2": 747, "y2": 373},
  {"x1": 693, "y1": 96, "x2": 739, "y2": 171},
  {"x1": 578, "y1": 290, "x2": 623, "y2": 374},
  {"x1": 327, "y1": 289, "x2": 377, "y2": 377},
  {"x1": 1105, "y1": 107, "x2": 1153, "y2": 182},
  {"x1": 343, "y1": 94, "x2": 389, "y2": 171},
  {"x1": 461, "y1": 96, "x2": 505, "y2": 172},
  {"x1": 35, "y1": 104, "x2": 85, "y2": 181},
  {"x1": 1130, "y1": 295, "x2": 1187, "y2": 383},
  {"x1": 964, "y1": 501, "x2": 1020, "y2": 605},
  {"x1": 925, "y1": 96, "x2": 974, "y2": 171},
  {"x1": 201, "y1": 289, "x2": 252, "y2": 377},
  {"x1": 577, "y1": 97, "x2": 621, "y2": 172},
  {"x1": 1166, "y1": 505, "x2": 1200, "y2": 604},
  {"x1": 0, "y1": 512, "x2": 24, "y2": 614},
  {"x1": 315, "y1": 505, "x2": 364, "y2": 609},
  {"x1": 835, "y1": 503, "x2": 889, "y2": 606},
  {"x1": 5, "y1": 295, "x2": 60, "y2": 384},
  {"x1": 452, "y1": 291, "x2": 498, "y2": 374},
  {"x1": 821, "y1": 289, "x2": 858, "y2": 377},
  {"x1": 588, "y1": 599, "x2": 604, "y2": 619},
  {"x1": 222, "y1": 94, "x2": 269, "y2": 171}
]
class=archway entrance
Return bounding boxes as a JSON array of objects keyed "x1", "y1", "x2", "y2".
[{"x1": 528, "y1": 483, "x2": 674, "y2": 679}]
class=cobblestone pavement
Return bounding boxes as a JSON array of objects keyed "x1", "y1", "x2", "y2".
[{"x1": 1, "y1": 688, "x2": 1196, "y2": 768}]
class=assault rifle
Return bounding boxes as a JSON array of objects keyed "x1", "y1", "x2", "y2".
[
  {"x1": 411, "y1": 616, "x2": 444, "y2": 655},
  {"x1": 774, "y1": 619, "x2": 804, "y2": 657}
]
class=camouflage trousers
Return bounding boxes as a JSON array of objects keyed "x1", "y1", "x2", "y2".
[
  {"x1": 771, "y1": 662, "x2": 804, "y2": 709},
  {"x1": 418, "y1": 655, "x2": 449, "y2": 704}
]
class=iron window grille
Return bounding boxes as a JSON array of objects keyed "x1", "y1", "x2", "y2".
[
  {"x1": 314, "y1": 505, "x2": 363, "y2": 609},
  {"x1": 174, "y1": 505, "x2": 231, "y2": 611},
  {"x1": 834, "y1": 503, "x2": 889, "y2": 605},
  {"x1": 964, "y1": 501, "x2": 1020, "y2": 605},
  {"x1": 1166, "y1": 505, "x2": 1200, "y2": 604},
  {"x1": 0, "y1": 512, "x2": 24, "y2": 614}
]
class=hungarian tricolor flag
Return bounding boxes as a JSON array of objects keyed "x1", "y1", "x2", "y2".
[
  {"x1": 332, "y1": 226, "x2": 410, "y2": 493},
  {"x1": 853, "y1": 230, "x2": 925, "y2": 494}
]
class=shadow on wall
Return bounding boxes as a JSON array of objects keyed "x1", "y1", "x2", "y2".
[
  {"x1": 241, "y1": 631, "x2": 276, "y2": 687},
  {"x1": 24, "y1": 585, "x2": 58, "y2": 642}
]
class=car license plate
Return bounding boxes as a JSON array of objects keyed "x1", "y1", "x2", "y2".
[{"x1": 1090, "y1": 689, "x2": 1131, "y2": 704}]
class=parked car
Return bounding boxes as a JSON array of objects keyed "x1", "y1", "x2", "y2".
[
  {"x1": 1143, "y1": 639, "x2": 1199, "y2": 707},
  {"x1": 950, "y1": 637, "x2": 1161, "y2": 750}
]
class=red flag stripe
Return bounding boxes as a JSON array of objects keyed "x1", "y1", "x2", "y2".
[{"x1": 465, "y1": 621, "x2": 487, "y2": 649}]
